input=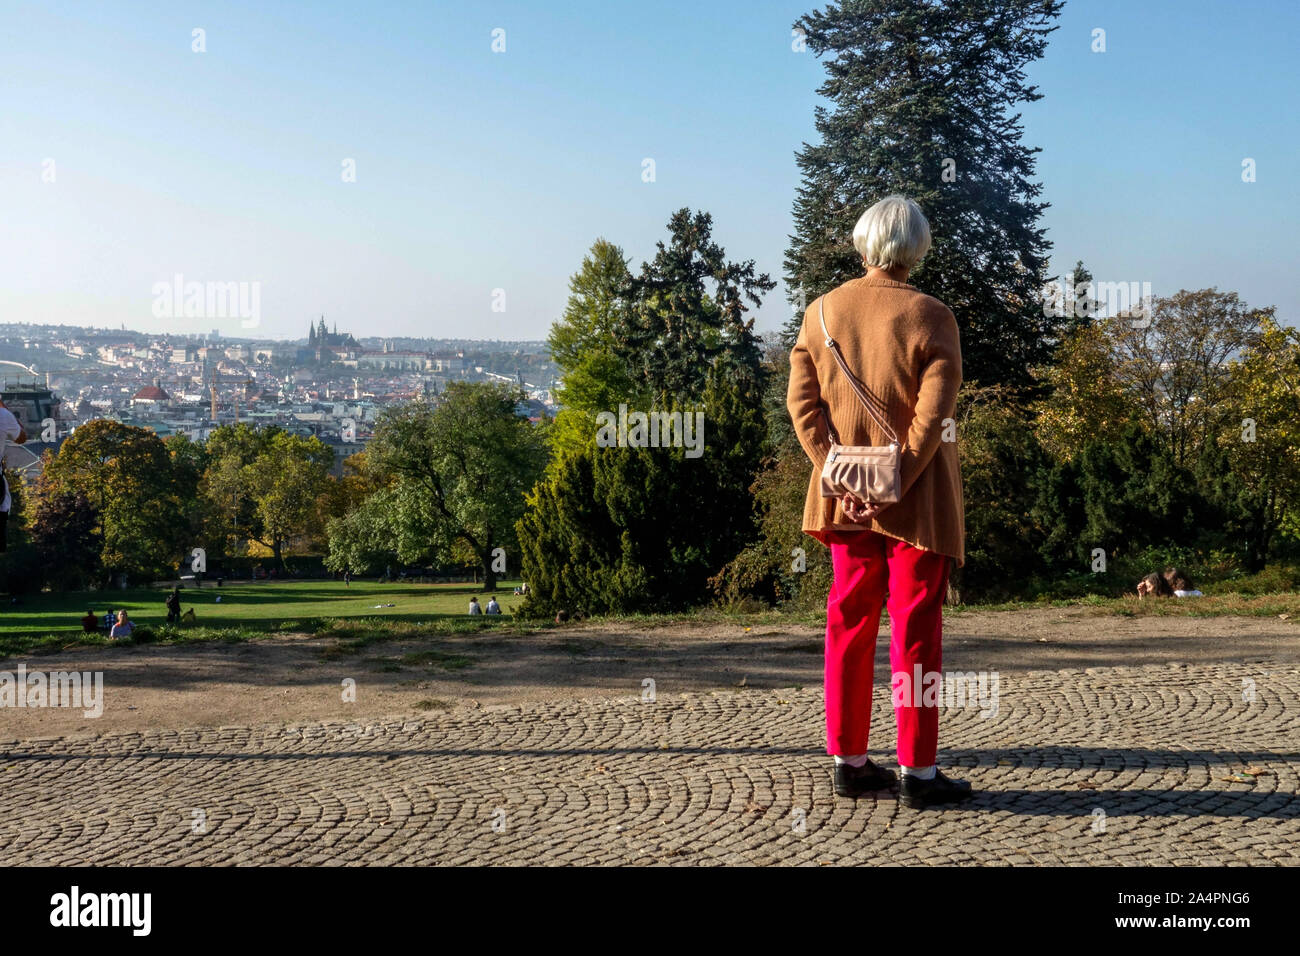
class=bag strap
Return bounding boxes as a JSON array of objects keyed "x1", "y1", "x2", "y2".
[{"x1": 819, "y1": 295, "x2": 900, "y2": 445}]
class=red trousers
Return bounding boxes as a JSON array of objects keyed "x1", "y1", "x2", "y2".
[{"x1": 824, "y1": 529, "x2": 950, "y2": 767}]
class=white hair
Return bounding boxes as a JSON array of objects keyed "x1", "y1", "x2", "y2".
[{"x1": 851, "y1": 195, "x2": 932, "y2": 270}]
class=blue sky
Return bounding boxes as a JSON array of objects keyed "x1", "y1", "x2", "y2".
[{"x1": 1, "y1": 0, "x2": 1296, "y2": 342}]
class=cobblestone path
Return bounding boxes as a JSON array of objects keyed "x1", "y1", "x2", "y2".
[{"x1": 2, "y1": 661, "x2": 1297, "y2": 865}]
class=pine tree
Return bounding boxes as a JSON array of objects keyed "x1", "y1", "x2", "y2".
[
  {"x1": 518, "y1": 210, "x2": 775, "y2": 616},
  {"x1": 1067, "y1": 259, "x2": 1097, "y2": 331},
  {"x1": 616, "y1": 208, "x2": 772, "y2": 403},
  {"x1": 785, "y1": 0, "x2": 1065, "y2": 389},
  {"x1": 545, "y1": 239, "x2": 637, "y2": 463}
]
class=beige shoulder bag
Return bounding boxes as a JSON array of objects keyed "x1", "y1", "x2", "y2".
[{"x1": 817, "y1": 295, "x2": 903, "y2": 503}]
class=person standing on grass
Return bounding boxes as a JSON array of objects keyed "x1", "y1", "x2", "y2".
[
  {"x1": 787, "y1": 195, "x2": 971, "y2": 809},
  {"x1": 0, "y1": 397, "x2": 27, "y2": 555},
  {"x1": 165, "y1": 587, "x2": 182, "y2": 624}
]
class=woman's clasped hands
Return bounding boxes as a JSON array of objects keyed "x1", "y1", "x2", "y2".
[{"x1": 840, "y1": 492, "x2": 890, "y2": 525}]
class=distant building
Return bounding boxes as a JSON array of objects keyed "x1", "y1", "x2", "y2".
[
  {"x1": 356, "y1": 344, "x2": 429, "y2": 371},
  {"x1": 432, "y1": 352, "x2": 465, "y2": 373},
  {"x1": 305, "y1": 316, "x2": 360, "y2": 363},
  {"x1": 0, "y1": 382, "x2": 60, "y2": 444},
  {"x1": 131, "y1": 383, "x2": 171, "y2": 409}
]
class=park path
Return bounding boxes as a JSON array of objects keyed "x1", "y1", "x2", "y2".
[{"x1": 2, "y1": 659, "x2": 1297, "y2": 865}]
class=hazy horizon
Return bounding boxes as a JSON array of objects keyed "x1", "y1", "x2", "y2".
[
  {"x1": 3, "y1": 0, "x2": 1296, "y2": 342},
  {"x1": 0, "y1": 317, "x2": 551, "y2": 346}
]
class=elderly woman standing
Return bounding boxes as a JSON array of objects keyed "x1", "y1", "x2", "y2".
[{"x1": 787, "y1": 195, "x2": 971, "y2": 809}]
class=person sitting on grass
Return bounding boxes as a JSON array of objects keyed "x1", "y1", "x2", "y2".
[
  {"x1": 468, "y1": 596, "x2": 482, "y2": 615},
  {"x1": 1163, "y1": 567, "x2": 1203, "y2": 597},
  {"x1": 109, "y1": 610, "x2": 134, "y2": 641},
  {"x1": 486, "y1": 597, "x2": 501, "y2": 615},
  {"x1": 1136, "y1": 572, "x2": 1174, "y2": 598},
  {"x1": 181, "y1": 608, "x2": 196, "y2": 624},
  {"x1": 81, "y1": 610, "x2": 98, "y2": 633},
  {"x1": 102, "y1": 608, "x2": 116, "y2": 632}
]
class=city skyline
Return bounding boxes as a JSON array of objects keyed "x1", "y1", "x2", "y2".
[
  {"x1": 0, "y1": 317, "x2": 549, "y2": 347},
  {"x1": 3, "y1": 0, "x2": 1297, "y2": 341}
]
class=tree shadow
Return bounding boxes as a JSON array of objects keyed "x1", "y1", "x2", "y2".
[{"x1": 5, "y1": 744, "x2": 1295, "y2": 818}]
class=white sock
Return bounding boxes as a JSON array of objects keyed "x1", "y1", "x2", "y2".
[
  {"x1": 834, "y1": 753, "x2": 869, "y2": 768},
  {"x1": 900, "y1": 764, "x2": 936, "y2": 780}
]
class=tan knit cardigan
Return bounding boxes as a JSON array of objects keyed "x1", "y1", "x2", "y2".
[{"x1": 786, "y1": 274, "x2": 966, "y2": 566}]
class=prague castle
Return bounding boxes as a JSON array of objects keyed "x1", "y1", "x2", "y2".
[{"x1": 305, "y1": 316, "x2": 360, "y2": 363}]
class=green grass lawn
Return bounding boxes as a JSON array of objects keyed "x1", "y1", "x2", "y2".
[
  {"x1": 2, "y1": 576, "x2": 1295, "y2": 660},
  {"x1": 0, "y1": 579, "x2": 533, "y2": 657}
]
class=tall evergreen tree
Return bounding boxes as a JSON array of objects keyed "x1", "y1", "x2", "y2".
[
  {"x1": 1067, "y1": 259, "x2": 1097, "y2": 331},
  {"x1": 784, "y1": 0, "x2": 1065, "y2": 388},
  {"x1": 518, "y1": 210, "x2": 774, "y2": 616},
  {"x1": 616, "y1": 208, "x2": 772, "y2": 403},
  {"x1": 545, "y1": 239, "x2": 637, "y2": 463}
]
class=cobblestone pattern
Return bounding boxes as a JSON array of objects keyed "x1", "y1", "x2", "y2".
[{"x1": 2, "y1": 661, "x2": 1297, "y2": 865}]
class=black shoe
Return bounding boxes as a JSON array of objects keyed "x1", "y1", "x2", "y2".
[
  {"x1": 833, "y1": 758, "x2": 898, "y2": 797},
  {"x1": 899, "y1": 768, "x2": 974, "y2": 809}
]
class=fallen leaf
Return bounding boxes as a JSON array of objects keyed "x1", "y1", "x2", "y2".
[
  {"x1": 1243, "y1": 766, "x2": 1272, "y2": 776},
  {"x1": 1222, "y1": 773, "x2": 1255, "y2": 783}
]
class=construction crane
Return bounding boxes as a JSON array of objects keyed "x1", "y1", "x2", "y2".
[{"x1": 208, "y1": 368, "x2": 256, "y2": 424}]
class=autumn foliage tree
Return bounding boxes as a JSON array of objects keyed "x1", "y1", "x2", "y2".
[
  {"x1": 329, "y1": 382, "x2": 548, "y2": 589},
  {"x1": 1217, "y1": 314, "x2": 1300, "y2": 567},
  {"x1": 32, "y1": 419, "x2": 194, "y2": 584},
  {"x1": 199, "y1": 424, "x2": 335, "y2": 568}
]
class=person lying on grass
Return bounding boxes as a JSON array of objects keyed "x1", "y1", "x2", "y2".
[{"x1": 1136, "y1": 567, "x2": 1203, "y2": 598}]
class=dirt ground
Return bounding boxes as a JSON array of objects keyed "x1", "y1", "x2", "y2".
[{"x1": 2, "y1": 606, "x2": 1297, "y2": 740}]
